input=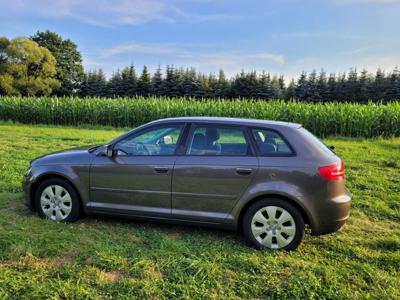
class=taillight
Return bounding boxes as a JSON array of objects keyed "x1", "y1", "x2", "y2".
[{"x1": 318, "y1": 162, "x2": 345, "y2": 181}]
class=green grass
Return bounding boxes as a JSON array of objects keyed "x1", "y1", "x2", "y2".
[
  {"x1": 0, "y1": 122, "x2": 399, "y2": 299},
  {"x1": 1, "y1": 96, "x2": 400, "y2": 137}
]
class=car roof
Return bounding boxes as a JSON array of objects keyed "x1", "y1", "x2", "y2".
[{"x1": 150, "y1": 117, "x2": 302, "y2": 129}]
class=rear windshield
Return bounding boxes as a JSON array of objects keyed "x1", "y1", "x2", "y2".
[{"x1": 298, "y1": 128, "x2": 334, "y2": 155}]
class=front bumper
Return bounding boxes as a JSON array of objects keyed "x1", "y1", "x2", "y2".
[
  {"x1": 311, "y1": 188, "x2": 352, "y2": 235},
  {"x1": 22, "y1": 172, "x2": 35, "y2": 210}
]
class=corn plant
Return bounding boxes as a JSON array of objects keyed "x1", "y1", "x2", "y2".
[{"x1": 0, "y1": 96, "x2": 399, "y2": 137}]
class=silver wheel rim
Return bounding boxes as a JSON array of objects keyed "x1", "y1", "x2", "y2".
[
  {"x1": 251, "y1": 206, "x2": 296, "y2": 249},
  {"x1": 40, "y1": 185, "x2": 72, "y2": 221}
]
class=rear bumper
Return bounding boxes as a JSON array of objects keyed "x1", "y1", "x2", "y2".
[{"x1": 311, "y1": 188, "x2": 352, "y2": 235}]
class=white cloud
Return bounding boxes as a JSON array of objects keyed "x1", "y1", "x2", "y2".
[
  {"x1": 101, "y1": 42, "x2": 284, "y2": 62},
  {"x1": 276, "y1": 54, "x2": 400, "y2": 81},
  {"x1": 272, "y1": 31, "x2": 367, "y2": 41},
  {"x1": 86, "y1": 42, "x2": 285, "y2": 77},
  {"x1": 272, "y1": 31, "x2": 329, "y2": 39},
  {"x1": 187, "y1": 52, "x2": 285, "y2": 77},
  {"x1": 100, "y1": 42, "x2": 190, "y2": 57},
  {"x1": 0, "y1": 0, "x2": 230, "y2": 27},
  {"x1": 99, "y1": 42, "x2": 285, "y2": 69}
]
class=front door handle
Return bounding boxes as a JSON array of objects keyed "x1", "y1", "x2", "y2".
[
  {"x1": 236, "y1": 168, "x2": 253, "y2": 176},
  {"x1": 154, "y1": 166, "x2": 169, "y2": 174}
]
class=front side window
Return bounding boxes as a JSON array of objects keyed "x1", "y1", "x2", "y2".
[
  {"x1": 114, "y1": 125, "x2": 183, "y2": 156},
  {"x1": 187, "y1": 125, "x2": 250, "y2": 156},
  {"x1": 252, "y1": 129, "x2": 293, "y2": 155}
]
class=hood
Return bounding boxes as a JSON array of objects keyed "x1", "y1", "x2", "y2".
[{"x1": 31, "y1": 145, "x2": 97, "y2": 167}]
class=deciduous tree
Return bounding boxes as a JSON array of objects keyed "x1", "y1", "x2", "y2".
[
  {"x1": 0, "y1": 37, "x2": 59, "y2": 96},
  {"x1": 31, "y1": 30, "x2": 84, "y2": 95}
]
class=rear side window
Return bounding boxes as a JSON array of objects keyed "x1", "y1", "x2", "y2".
[
  {"x1": 187, "y1": 125, "x2": 250, "y2": 156},
  {"x1": 252, "y1": 129, "x2": 293, "y2": 155},
  {"x1": 298, "y1": 128, "x2": 334, "y2": 155}
]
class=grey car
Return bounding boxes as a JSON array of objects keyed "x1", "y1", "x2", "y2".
[{"x1": 23, "y1": 117, "x2": 351, "y2": 250}]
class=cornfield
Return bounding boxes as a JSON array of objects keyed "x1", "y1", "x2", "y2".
[{"x1": 0, "y1": 96, "x2": 399, "y2": 137}]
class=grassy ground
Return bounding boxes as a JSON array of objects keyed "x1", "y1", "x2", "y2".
[{"x1": 0, "y1": 122, "x2": 399, "y2": 299}]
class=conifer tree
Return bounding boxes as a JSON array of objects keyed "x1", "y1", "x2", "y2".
[
  {"x1": 206, "y1": 73, "x2": 219, "y2": 98},
  {"x1": 80, "y1": 69, "x2": 106, "y2": 97},
  {"x1": 137, "y1": 66, "x2": 151, "y2": 96},
  {"x1": 295, "y1": 72, "x2": 308, "y2": 101},
  {"x1": 388, "y1": 68, "x2": 400, "y2": 100},
  {"x1": 317, "y1": 70, "x2": 328, "y2": 101},
  {"x1": 336, "y1": 73, "x2": 347, "y2": 101},
  {"x1": 163, "y1": 66, "x2": 180, "y2": 97},
  {"x1": 326, "y1": 73, "x2": 337, "y2": 101},
  {"x1": 285, "y1": 79, "x2": 296, "y2": 100},
  {"x1": 195, "y1": 73, "x2": 206, "y2": 99},
  {"x1": 150, "y1": 66, "x2": 163, "y2": 96},
  {"x1": 358, "y1": 69, "x2": 370, "y2": 103},
  {"x1": 373, "y1": 68, "x2": 387, "y2": 101},
  {"x1": 107, "y1": 70, "x2": 122, "y2": 97},
  {"x1": 270, "y1": 75, "x2": 283, "y2": 99},
  {"x1": 230, "y1": 71, "x2": 249, "y2": 99},
  {"x1": 97, "y1": 69, "x2": 107, "y2": 96},
  {"x1": 215, "y1": 69, "x2": 230, "y2": 99},
  {"x1": 346, "y1": 68, "x2": 359, "y2": 101},
  {"x1": 256, "y1": 72, "x2": 272, "y2": 99},
  {"x1": 305, "y1": 70, "x2": 320, "y2": 102},
  {"x1": 121, "y1": 64, "x2": 137, "y2": 96}
]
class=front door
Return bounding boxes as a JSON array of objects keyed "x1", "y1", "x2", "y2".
[
  {"x1": 172, "y1": 124, "x2": 258, "y2": 223},
  {"x1": 89, "y1": 123, "x2": 185, "y2": 217}
]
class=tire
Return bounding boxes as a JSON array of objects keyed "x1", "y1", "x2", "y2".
[
  {"x1": 35, "y1": 178, "x2": 82, "y2": 222},
  {"x1": 242, "y1": 198, "x2": 305, "y2": 251}
]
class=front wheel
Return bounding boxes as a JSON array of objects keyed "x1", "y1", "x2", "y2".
[
  {"x1": 242, "y1": 198, "x2": 305, "y2": 251},
  {"x1": 35, "y1": 178, "x2": 82, "y2": 222}
]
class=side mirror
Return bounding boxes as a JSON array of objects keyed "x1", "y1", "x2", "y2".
[{"x1": 106, "y1": 144, "x2": 114, "y2": 157}]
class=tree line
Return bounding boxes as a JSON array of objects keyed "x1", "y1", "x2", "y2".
[
  {"x1": 82, "y1": 65, "x2": 400, "y2": 102},
  {"x1": 1, "y1": 30, "x2": 400, "y2": 102}
]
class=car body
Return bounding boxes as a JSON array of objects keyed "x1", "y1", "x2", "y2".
[{"x1": 23, "y1": 117, "x2": 351, "y2": 250}]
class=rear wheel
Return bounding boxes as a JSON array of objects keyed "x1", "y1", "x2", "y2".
[
  {"x1": 35, "y1": 178, "x2": 82, "y2": 222},
  {"x1": 242, "y1": 198, "x2": 305, "y2": 250}
]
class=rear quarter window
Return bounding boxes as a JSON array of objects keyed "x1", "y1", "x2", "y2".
[{"x1": 298, "y1": 128, "x2": 334, "y2": 156}]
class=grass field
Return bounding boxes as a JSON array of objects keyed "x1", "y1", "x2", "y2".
[{"x1": 0, "y1": 122, "x2": 399, "y2": 299}]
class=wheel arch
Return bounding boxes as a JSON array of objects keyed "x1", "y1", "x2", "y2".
[
  {"x1": 30, "y1": 173, "x2": 82, "y2": 211},
  {"x1": 237, "y1": 193, "x2": 312, "y2": 230}
]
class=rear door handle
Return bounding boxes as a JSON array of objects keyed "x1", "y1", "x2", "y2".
[
  {"x1": 154, "y1": 166, "x2": 169, "y2": 174},
  {"x1": 236, "y1": 168, "x2": 253, "y2": 176}
]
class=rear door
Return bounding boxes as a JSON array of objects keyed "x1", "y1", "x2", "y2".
[{"x1": 171, "y1": 123, "x2": 258, "y2": 223}]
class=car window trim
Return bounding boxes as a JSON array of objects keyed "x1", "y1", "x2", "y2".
[
  {"x1": 248, "y1": 126, "x2": 297, "y2": 157},
  {"x1": 112, "y1": 122, "x2": 187, "y2": 157},
  {"x1": 183, "y1": 123, "x2": 256, "y2": 157},
  {"x1": 174, "y1": 122, "x2": 191, "y2": 155}
]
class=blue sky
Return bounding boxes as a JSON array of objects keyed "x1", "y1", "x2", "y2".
[{"x1": 1, "y1": 0, "x2": 399, "y2": 79}]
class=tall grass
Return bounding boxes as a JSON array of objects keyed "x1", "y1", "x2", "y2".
[{"x1": 0, "y1": 96, "x2": 399, "y2": 137}]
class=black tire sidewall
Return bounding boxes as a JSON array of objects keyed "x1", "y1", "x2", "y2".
[
  {"x1": 34, "y1": 178, "x2": 82, "y2": 222},
  {"x1": 242, "y1": 198, "x2": 305, "y2": 251}
]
